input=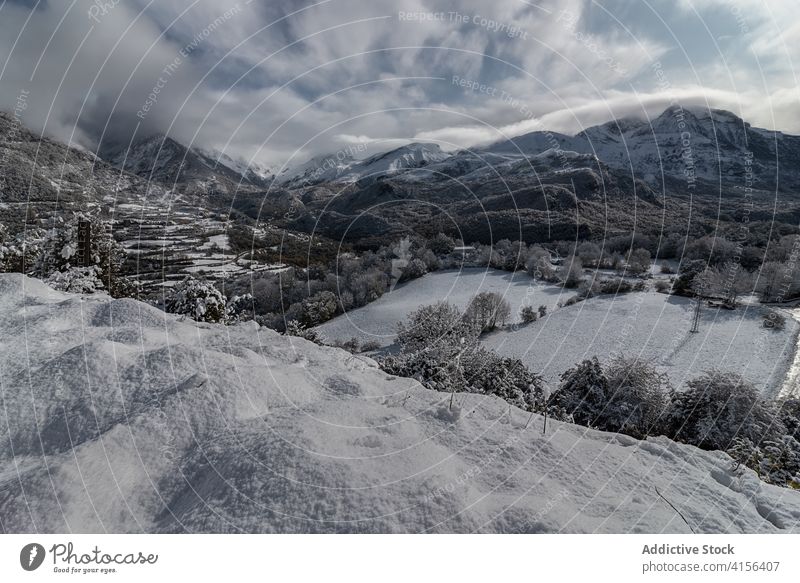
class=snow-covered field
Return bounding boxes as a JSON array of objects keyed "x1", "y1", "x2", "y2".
[
  {"x1": 318, "y1": 268, "x2": 568, "y2": 347},
  {"x1": 2, "y1": 273, "x2": 800, "y2": 533},
  {"x1": 485, "y1": 292, "x2": 798, "y2": 396},
  {"x1": 318, "y1": 269, "x2": 799, "y2": 395}
]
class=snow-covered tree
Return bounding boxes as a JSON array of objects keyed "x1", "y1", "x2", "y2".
[
  {"x1": 166, "y1": 276, "x2": 227, "y2": 323},
  {"x1": 465, "y1": 291, "x2": 511, "y2": 333},
  {"x1": 626, "y1": 248, "x2": 651, "y2": 275},
  {"x1": 672, "y1": 259, "x2": 707, "y2": 296},
  {"x1": 32, "y1": 213, "x2": 133, "y2": 297},
  {"x1": 285, "y1": 320, "x2": 321, "y2": 343},
  {"x1": 300, "y1": 290, "x2": 339, "y2": 326},
  {"x1": 520, "y1": 305, "x2": 538, "y2": 323},
  {"x1": 396, "y1": 301, "x2": 478, "y2": 355},
  {"x1": 45, "y1": 266, "x2": 105, "y2": 294},
  {"x1": 525, "y1": 246, "x2": 557, "y2": 282},
  {"x1": 695, "y1": 262, "x2": 755, "y2": 306},
  {"x1": 0, "y1": 224, "x2": 43, "y2": 273},
  {"x1": 382, "y1": 301, "x2": 544, "y2": 411},
  {"x1": 665, "y1": 371, "x2": 777, "y2": 451},
  {"x1": 428, "y1": 232, "x2": 455, "y2": 255},
  {"x1": 603, "y1": 356, "x2": 670, "y2": 438},
  {"x1": 225, "y1": 293, "x2": 254, "y2": 324},
  {"x1": 558, "y1": 256, "x2": 584, "y2": 288},
  {"x1": 552, "y1": 357, "x2": 608, "y2": 427},
  {"x1": 577, "y1": 241, "x2": 602, "y2": 267}
]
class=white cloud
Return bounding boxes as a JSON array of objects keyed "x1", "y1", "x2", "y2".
[{"x1": 0, "y1": 0, "x2": 796, "y2": 167}]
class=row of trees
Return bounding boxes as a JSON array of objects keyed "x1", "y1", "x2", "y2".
[
  {"x1": 224, "y1": 236, "x2": 444, "y2": 331},
  {"x1": 471, "y1": 239, "x2": 652, "y2": 282},
  {"x1": 554, "y1": 357, "x2": 800, "y2": 488},
  {"x1": 0, "y1": 213, "x2": 135, "y2": 297}
]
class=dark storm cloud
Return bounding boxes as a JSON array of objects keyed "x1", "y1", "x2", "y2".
[{"x1": 0, "y1": 0, "x2": 797, "y2": 168}]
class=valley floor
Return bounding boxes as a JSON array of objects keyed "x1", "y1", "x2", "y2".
[{"x1": 318, "y1": 269, "x2": 799, "y2": 396}]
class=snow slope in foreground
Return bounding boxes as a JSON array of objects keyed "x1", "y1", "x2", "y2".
[{"x1": 1, "y1": 274, "x2": 799, "y2": 533}]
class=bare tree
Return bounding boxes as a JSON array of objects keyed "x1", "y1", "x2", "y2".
[{"x1": 465, "y1": 292, "x2": 511, "y2": 333}]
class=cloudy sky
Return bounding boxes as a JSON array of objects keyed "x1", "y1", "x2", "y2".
[{"x1": 0, "y1": 0, "x2": 798, "y2": 170}]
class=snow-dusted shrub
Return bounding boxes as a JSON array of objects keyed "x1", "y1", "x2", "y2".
[
  {"x1": 284, "y1": 320, "x2": 321, "y2": 343},
  {"x1": 360, "y1": 340, "x2": 381, "y2": 352},
  {"x1": 225, "y1": 293, "x2": 254, "y2": 323},
  {"x1": 396, "y1": 301, "x2": 477, "y2": 355},
  {"x1": 563, "y1": 294, "x2": 584, "y2": 307},
  {"x1": 603, "y1": 356, "x2": 670, "y2": 438},
  {"x1": 428, "y1": 232, "x2": 455, "y2": 255},
  {"x1": 381, "y1": 340, "x2": 544, "y2": 412},
  {"x1": 337, "y1": 289, "x2": 355, "y2": 311},
  {"x1": 763, "y1": 309, "x2": 786, "y2": 331},
  {"x1": 520, "y1": 305, "x2": 538, "y2": 323},
  {"x1": 525, "y1": 246, "x2": 557, "y2": 282},
  {"x1": 558, "y1": 256, "x2": 583, "y2": 288},
  {"x1": 465, "y1": 348, "x2": 546, "y2": 411},
  {"x1": 778, "y1": 398, "x2": 800, "y2": 441},
  {"x1": 538, "y1": 304, "x2": 547, "y2": 318},
  {"x1": 300, "y1": 290, "x2": 339, "y2": 326},
  {"x1": 465, "y1": 291, "x2": 511, "y2": 333},
  {"x1": 757, "y1": 436, "x2": 800, "y2": 488},
  {"x1": 665, "y1": 371, "x2": 778, "y2": 451},
  {"x1": 551, "y1": 358, "x2": 608, "y2": 427},
  {"x1": 654, "y1": 279, "x2": 672, "y2": 294},
  {"x1": 727, "y1": 437, "x2": 762, "y2": 472},
  {"x1": 400, "y1": 257, "x2": 427, "y2": 282},
  {"x1": 728, "y1": 435, "x2": 800, "y2": 489},
  {"x1": 551, "y1": 356, "x2": 671, "y2": 438},
  {"x1": 166, "y1": 276, "x2": 227, "y2": 323},
  {"x1": 626, "y1": 248, "x2": 651, "y2": 274},
  {"x1": 45, "y1": 266, "x2": 105, "y2": 294},
  {"x1": 332, "y1": 337, "x2": 361, "y2": 353},
  {"x1": 420, "y1": 248, "x2": 441, "y2": 271},
  {"x1": 599, "y1": 278, "x2": 633, "y2": 295},
  {"x1": 0, "y1": 226, "x2": 43, "y2": 273}
]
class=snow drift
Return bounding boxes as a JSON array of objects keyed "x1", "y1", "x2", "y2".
[{"x1": 1, "y1": 273, "x2": 799, "y2": 533}]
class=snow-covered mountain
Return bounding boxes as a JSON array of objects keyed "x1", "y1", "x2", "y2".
[
  {"x1": 196, "y1": 147, "x2": 275, "y2": 185},
  {"x1": 277, "y1": 150, "x2": 359, "y2": 187},
  {"x1": 0, "y1": 112, "x2": 171, "y2": 234},
  {"x1": 484, "y1": 106, "x2": 800, "y2": 192},
  {"x1": 103, "y1": 134, "x2": 272, "y2": 194},
  {"x1": 2, "y1": 272, "x2": 799, "y2": 533},
  {"x1": 98, "y1": 106, "x2": 800, "y2": 197},
  {"x1": 279, "y1": 142, "x2": 451, "y2": 187}
]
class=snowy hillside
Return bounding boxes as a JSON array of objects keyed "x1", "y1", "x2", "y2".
[
  {"x1": 2, "y1": 273, "x2": 800, "y2": 533},
  {"x1": 103, "y1": 134, "x2": 271, "y2": 192},
  {"x1": 279, "y1": 142, "x2": 450, "y2": 186},
  {"x1": 196, "y1": 147, "x2": 275, "y2": 185},
  {"x1": 483, "y1": 106, "x2": 800, "y2": 191},
  {"x1": 277, "y1": 150, "x2": 359, "y2": 187}
]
